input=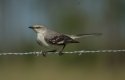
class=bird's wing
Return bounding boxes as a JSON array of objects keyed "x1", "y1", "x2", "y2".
[{"x1": 45, "y1": 34, "x2": 79, "y2": 45}]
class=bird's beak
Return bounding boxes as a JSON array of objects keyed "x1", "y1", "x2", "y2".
[{"x1": 29, "y1": 26, "x2": 34, "y2": 29}]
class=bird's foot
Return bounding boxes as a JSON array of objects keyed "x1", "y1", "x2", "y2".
[
  {"x1": 42, "y1": 51, "x2": 47, "y2": 57},
  {"x1": 59, "y1": 52, "x2": 64, "y2": 56}
]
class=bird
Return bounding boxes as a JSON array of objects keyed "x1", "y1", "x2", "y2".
[{"x1": 29, "y1": 24, "x2": 101, "y2": 56}]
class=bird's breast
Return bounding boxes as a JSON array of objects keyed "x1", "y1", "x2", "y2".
[{"x1": 37, "y1": 34, "x2": 49, "y2": 46}]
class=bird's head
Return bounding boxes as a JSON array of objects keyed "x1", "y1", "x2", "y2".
[{"x1": 29, "y1": 24, "x2": 47, "y2": 33}]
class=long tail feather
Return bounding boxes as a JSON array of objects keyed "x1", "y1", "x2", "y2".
[{"x1": 69, "y1": 33, "x2": 102, "y2": 39}]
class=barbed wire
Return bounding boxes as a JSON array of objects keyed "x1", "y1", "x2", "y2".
[{"x1": 0, "y1": 49, "x2": 125, "y2": 56}]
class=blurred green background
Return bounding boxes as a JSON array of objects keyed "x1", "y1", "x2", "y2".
[{"x1": 0, "y1": 0, "x2": 125, "y2": 80}]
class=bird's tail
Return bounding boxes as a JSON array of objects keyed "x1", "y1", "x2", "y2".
[{"x1": 69, "y1": 33, "x2": 102, "y2": 39}]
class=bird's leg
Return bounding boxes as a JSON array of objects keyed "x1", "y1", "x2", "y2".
[
  {"x1": 59, "y1": 44, "x2": 66, "y2": 56},
  {"x1": 47, "y1": 50, "x2": 57, "y2": 52},
  {"x1": 42, "y1": 50, "x2": 57, "y2": 57}
]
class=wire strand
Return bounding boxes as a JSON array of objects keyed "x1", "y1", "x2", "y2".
[{"x1": 0, "y1": 49, "x2": 125, "y2": 56}]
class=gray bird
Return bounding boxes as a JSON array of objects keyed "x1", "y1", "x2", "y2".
[{"x1": 29, "y1": 24, "x2": 101, "y2": 56}]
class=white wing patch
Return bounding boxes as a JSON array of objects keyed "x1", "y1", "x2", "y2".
[{"x1": 57, "y1": 40, "x2": 64, "y2": 44}]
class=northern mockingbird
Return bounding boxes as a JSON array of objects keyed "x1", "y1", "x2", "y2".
[{"x1": 29, "y1": 24, "x2": 101, "y2": 56}]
